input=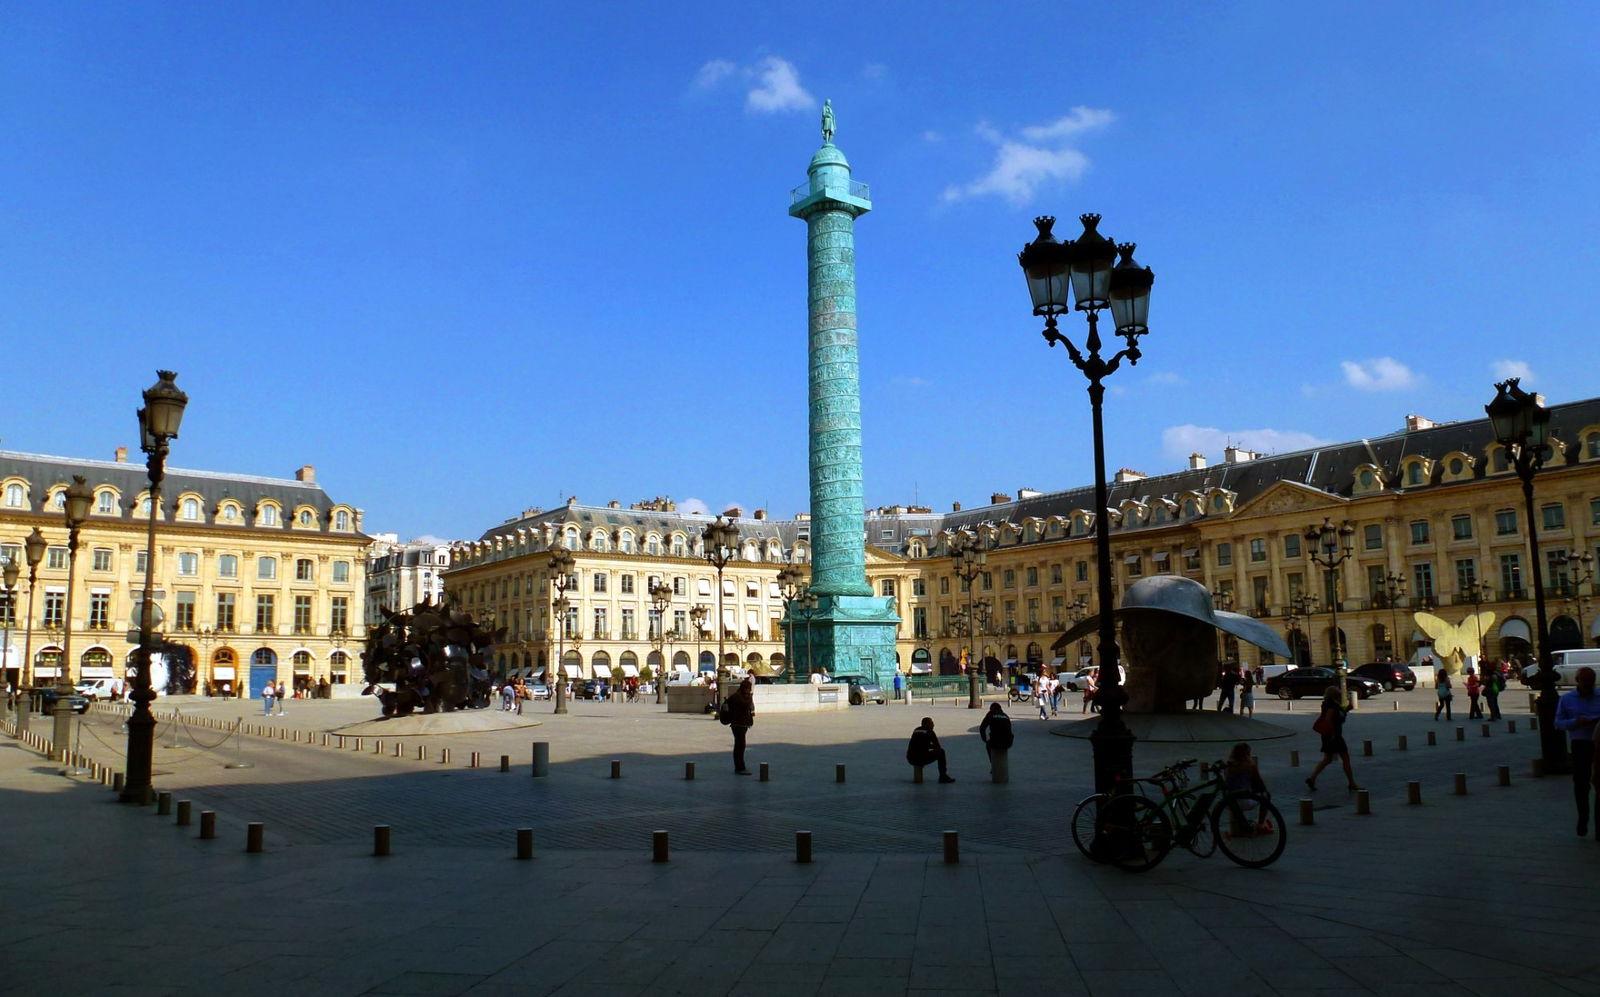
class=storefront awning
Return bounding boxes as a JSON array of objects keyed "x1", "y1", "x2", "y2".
[
  {"x1": 1123, "y1": 553, "x2": 1140, "y2": 563},
  {"x1": 212, "y1": 666, "x2": 236, "y2": 679},
  {"x1": 1181, "y1": 547, "x2": 1199, "y2": 558},
  {"x1": 910, "y1": 662, "x2": 932, "y2": 674},
  {"x1": 1050, "y1": 656, "x2": 1066, "y2": 667},
  {"x1": 1004, "y1": 658, "x2": 1018, "y2": 666},
  {"x1": 35, "y1": 667, "x2": 61, "y2": 679},
  {"x1": 81, "y1": 666, "x2": 115, "y2": 679},
  {"x1": 1497, "y1": 618, "x2": 1531, "y2": 642},
  {"x1": 561, "y1": 664, "x2": 583, "y2": 678},
  {"x1": 1153, "y1": 551, "x2": 1169, "y2": 562},
  {"x1": 620, "y1": 664, "x2": 639, "y2": 677}
]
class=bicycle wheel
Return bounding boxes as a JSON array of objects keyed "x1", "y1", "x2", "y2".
[
  {"x1": 1211, "y1": 791, "x2": 1287, "y2": 868},
  {"x1": 1071, "y1": 793, "x2": 1109, "y2": 862},
  {"x1": 1098, "y1": 795, "x2": 1173, "y2": 873}
]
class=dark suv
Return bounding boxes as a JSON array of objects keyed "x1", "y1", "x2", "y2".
[{"x1": 1349, "y1": 662, "x2": 1416, "y2": 692}]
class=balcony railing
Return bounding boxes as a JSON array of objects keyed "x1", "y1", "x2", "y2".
[{"x1": 789, "y1": 178, "x2": 872, "y2": 205}]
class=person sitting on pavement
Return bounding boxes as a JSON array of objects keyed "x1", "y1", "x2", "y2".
[{"x1": 906, "y1": 716, "x2": 955, "y2": 783}]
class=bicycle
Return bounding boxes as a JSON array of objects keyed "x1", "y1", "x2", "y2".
[{"x1": 1070, "y1": 759, "x2": 1287, "y2": 872}]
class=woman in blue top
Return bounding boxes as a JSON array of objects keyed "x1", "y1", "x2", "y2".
[{"x1": 1555, "y1": 666, "x2": 1600, "y2": 837}]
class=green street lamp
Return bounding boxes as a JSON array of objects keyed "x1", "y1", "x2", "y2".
[
  {"x1": 1486, "y1": 378, "x2": 1566, "y2": 773},
  {"x1": 949, "y1": 531, "x2": 990, "y2": 709},
  {"x1": 1018, "y1": 212, "x2": 1153, "y2": 796},
  {"x1": 2, "y1": 555, "x2": 18, "y2": 706},
  {"x1": 547, "y1": 546, "x2": 575, "y2": 715},
  {"x1": 776, "y1": 565, "x2": 805, "y2": 684},
  {"x1": 1304, "y1": 518, "x2": 1356, "y2": 707},
  {"x1": 701, "y1": 516, "x2": 739, "y2": 699},
  {"x1": 122, "y1": 370, "x2": 188, "y2": 803},
  {"x1": 52, "y1": 475, "x2": 94, "y2": 762},
  {"x1": 15, "y1": 527, "x2": 46, "y2": 733},
  {"x1": 649, "y1": 580, "x2": 672, "y2": 703}
]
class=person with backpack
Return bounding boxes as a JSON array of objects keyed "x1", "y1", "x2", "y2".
[
  {"x1": 1466, "y1": 667, "x2": 1483, "y2": 720},
  {"x1": 978, "y1": 703, "x2": 1014, "y2": 783},
  {"x1": 1485, "y1": 660, "x2": 1503, "y2": 721},
  {"x1": 720, "y1": 677, "x2": 755, "y2": 774},
  {"x1": 1434, "y1": 668, "x2": 1453, "y2": 721},
  {"x1": 1305, "y1": 686, "x2": 1360, "y2": 793},
  {"x1": 906, "y1": 716, "x2": 955, "y2": 783}
]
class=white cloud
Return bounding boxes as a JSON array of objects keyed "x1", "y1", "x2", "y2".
[
  {"x1": 746, "y1": 56, "x2": 814, "y2": 113},
  {"x1": 1161, "y1": 424, "x2": 1328, "y2": 461},
  {"x1": 942, "y1": 108, "x2": 1113, "y2": 205},
  {"x1": 694, "y1": 59, "x2": 737, "y2": 90},
  {"x1": 861, "y1": 62, "x2": 888, "y2": 80},
  {"x1": 921, "y1": 130, "x2": 942, "y2": 143},
  {"x1": 680, "y1": 497, "x2": 711, "y2": 516},
  {"x1": 890, "y1": 374, "x2": 931, "y2": 388},
  {"x1": 1491, "y1": 359, "x2": 1534, "y2": 384},
  {"x1": 1146, "y1": 371, "x2": 1187, "y2": 387},
  {"x1": 1340, "y1": 357, "x2": 1418, "y2": 392},
  {"x1": 409, "y1": 534, "x2": 453, "y2": 546}
]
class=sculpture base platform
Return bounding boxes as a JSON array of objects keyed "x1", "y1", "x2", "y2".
[
  {"x1": 1050, "y1": 712, "x2": 1294, "y2": 743},
  {"x1": 334, "y1": 711, "x2": 544, "y2": 737},
  {"x1": 789, "y1": 594, "x2": 900, "y2": 686}
]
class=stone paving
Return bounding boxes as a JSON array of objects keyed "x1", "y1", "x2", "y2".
[{"x1": 6, "y1": 690, "x2": 1600, "y2": 995}]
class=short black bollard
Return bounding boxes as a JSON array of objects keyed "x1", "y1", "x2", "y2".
[
  {"x1": 1533, "y1": 757, "x2": 1546, "y2": 778},
  {"x1": 1455, "y1": 726, "x2": 1465, "y2": 742},
  {"x1": 1298, "y1": 799, "x2": 1314, "y2": 825},
  {"x1": 684, "y1": 761, "x2": 696, "y2": 780},
  {"x1": 610, "y1": 759, "x2": 622, "y2": 779},
  {"x1": 795, "y1": 830, "x2": 812, "y2": 864},
  {"x1": 1507, "y1": 720, "x2": 1517, "y2": 734},
  {"x1": 1530, "y1": 717, "x2": 1539, "y2": 732},
  {"x1": 1407, "y1": 782, "x2": 1422, "y2": 805},
  {"x1": 913, "y1": 766, "x2": 924, "y2": 784},
  {"x1": 532, "y1": 742, "x2": 550, "y2": 777},
  {"x1": 1397, "y1": 735, "x2": 1408, "y2": 751},
  {"x1": 176, "y1": 800, "x2": 192, "y2": 826},
  {"x1": 374, "y1": 825, "x2": 391, "y2": 857},
  {"x1": 652, "y1": 830, "x2": 669, "y2": 863},
  {"x1": 1497, "y1": 765, "x2": 1511, "y2": 787},
  {"x1": 760, "y1": 762, "x2": 770, "y2": 782},
  {"x1": 516, "y1": 828, "x2": 534, "y2": 860},
  {"x1": 1361, "y1": 740, "x2": 1372, "y2": 757},
  {"x1": 500, "y1": 754, "x2": 510, "y2": 773},
  {"x1": 113, "y1": 772, "x2": 125, "y2": 792},
  {"x1": 246, "y1": 822, "x2": 264, "y2": 853},
  {"x1": 157, "y1": 791, "x2": 173, "y2": 816},
  {"x1": 470, "y1": 751, "x2": 480, "y2": 768},
  {"x1": 1355, "y1": 790, "x2": 1371, "y2": 815},
  {"x1": 942, "y1": 830, "x2": 959, "y2": 864},
  {"x1": 836, "y1": 764, "x2": 846, "y2": 783},
  {"x1": 200, "y1": 810, "x2": 217, "y2": 839},
  {"x1": 1289, "y1": 750, "x2": 1299, "y2": 767},
  {"x1": 1426, "y1": 731, "x2": 1437, "y2": 746},
  {"x1": 1453, "y1": 773, "x2": 1467, "y2": 795},
  {"x1": 1481, "y1": 724, "x2": 1491, "y2": 738}
]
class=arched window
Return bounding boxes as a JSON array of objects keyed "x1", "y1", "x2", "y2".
[
  {"x1": 260, "y1": 505, "x2": 278, "y2": 527},
  {"x1": 181, "y1": 497, "x2": 200, "y2": 521},
  {"x1": 298, "y1": 508, "x2": 313, "y2": 526},
  {"x1": 334, "y1": 509, "x2": 349, "y2": 531},
  {"x1": 670, "y1": 534, "x2": 687, "y2": 557},
  {"x1": 222, "y1": 503, "x2": 238, "y2": 523},
  {"x1": 619, "y1": 531, "x2": 635, "y2": 554},
  {"x1": 96, "y1": 491, "x2": 114, "y2": 513},
  {"x1": 295, "y1": 558, "x2": 314, "y2": 581},
  {"x1": 218, "y1": 554, "x2": 238, "y2": 578},
  {"x1": 3, "y1": 483, "x2": 23, "y2": 508},
  {"x1": 329, "y1": 651, "x2": 349, "y2": 683},
  {"x1": 564, "y1": 528, "x2": 580, "y2": 551}
]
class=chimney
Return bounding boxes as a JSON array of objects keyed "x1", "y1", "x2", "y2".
[
  {"x1": 1017, "y1": 487, "x2": 1042, "y2": 499},
  {"x1": 990, "y1": 492, "x2": 1012, "y2": 505},
  {"x1": 566, "y1": 495, "x2": 578, "y2": 507},
  {"x1": 1188, "y1": 452, "x2": 1207, "y2": 470},
  {"x1": 723, "y1": 505, "x2": 743, "y2": 519},
  {"x1": 1405, "y1": 414, "x2": 1435, "y2": 432},
  {"x1": 1114, "y1": 468, "x2": 1146, "y2": 483},
  {"x1": 1223, "y1": 446, "x2": 1257, "y2": 465},
  {"x1": 753, "y1": 508, "x2": 766, "y2": 521},
  {"x1": 294, "y1": 464, "x2": 316, "y2": 483},
  {"x1": 114, "y1": 446, "x2": 128, "y2": 463},
  {"x1": 952, "y1": 501, "x2": 962, "y2": 512},
  {"x1": 607, "y1": 500, "x2": 621, "y2": 509}
]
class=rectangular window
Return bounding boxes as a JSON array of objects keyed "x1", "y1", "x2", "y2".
[
  {"x1": 1363, "y1": 523, "x2": 1383, "y2": 550},
  {"x1": 881, "y1": 579, "x2": 896, "y2": 596},
  {"x1": 1051, "y1": 564, "x2": 1063, "y2": 584},
  {"x1": 135, "y1": 550, "x2": 148, "y2": 574},
  {"x1": 1025, "y1": 566, "x2": 1038, "y2": 587},
  {"x1": 745, "y1": 579, "x2": 758, "y2": 597},
  {"x1": 1251, "y1": 576, "x2": 1269, "y2": 613},
  {"x1": 1366, "y1": 564, "x2": 1385, "y2": 601},
  {"x1": 673, "y1": 609, "x2": 686, "y2": 634},
  {"x1": 913, "y1": 606, "x2": 928, "y2": 638},
  {"x1": 295, "y1": 559, "x2": 313, "y2": 582},
  {"x1": 332, "y1": 561, "x2": 350, "y2": 583},
  {"x1": 258, "y1": 557, "x2": 276, "y2": 581},
  {"x1": 593, "y1": 572, "x2": 607, "y2": 593},
  {"x1": 1409, "y1": 520, "x2": 1430, "y2": 545},
  {"x1": 673, "y1": 576, "x2": 686, "y2": 596},
  {"x1": 621, "y1": 608, "x2": 636, "y2": 637},
  {"x1": 255, "y1": 595, "x2": 275, "y2": 632},
  {"x1": 619, "y1": 575, "x2": 634, "y2": 595},
  {"x1": 331, "y1": 597, "x2": 348, "y2": 634},
  {"x1": 1283, "y1": 535, "x2": 1301, "y2": 559},
  {"x1": 912, "y1": 578, "x2": 926, "y2": 596},
  {"x1": 1499, "y1": 554, "x2": 1522, "y2": 597},
  {"x1": 1547, "y1": 549, "x2": 1570, "y2": 591},
  {"x1": 1454, "y1": 558, "x2": 1477, "y2": 595},
  {"x1": 88, "y1": 592, "x2": 110, "y2": 629},
  {"x1": 940, "y1": 576, "x2": 951, "y2": 594},
  {"x1": 293, "y1": 595, "x2": 313, "y2": 634},
  {"x1": 43, "y1": 591, "x2": 64, "y2": 626},
  {"x1": 217, "y1": 593, "x2": 236, "y2": 632},
  {"x1": 1542, "y1": 503, "x2": 1566, "y2": 530},
  {"x1": 47, "y1": 546, "x2": 68, "y2": 570},
  {"x1": 1076, "y1": 561, "x2": 1089, "y2": 582},
  {"x1": 177, "y1": 552, "x2": 198, "y2": 576},
  {"x1": 1002, "y1": 569, "x2": 1015, "y2": 588},
  {"x1": 647, "y1": 608, "x2": 662, "y2": 639},
  {"x1": 981, "y1": 571, "x2": 993, "y2": 590},
  {"x1": 175, "y1": 592, "x2": 196, "y2": 631},
  {"x1": 1494, "y1": 509, "x2": 1518, "y2": 535},
  {"x1": 0, "y1": 591, "x2": 13, "y2": 627},
  {"x1": 92, "y1": 548, "x2": 113, "y2": 572},
  {"x1": 564, "y1": 606, "x2": 578, "y2": 637},
  {"x1": 1249, "y1": 538, "x2": 1266, "y2": 563},
  {"x1": 1451, "y1": 514, "x2": 1473, "y2": 541},
  {"x1": 1287, "y1": 571, "x2": 1304, "y2": 600},
  {"x1": 1216, "y1": 543, "x2": 1232, "y2": 567},
  {"x1": 1411, "y1": 562, "x2": 1434, "y2": 600},
  {"x1": 1125, "y1": 557, "x2": 1143, "y2": 577},
  {"x1": 592, "y1": 608, "x2": 607, "y2": 638},
  {"x1": 218, "y1": 554, "x2": 238, "y2": 578},
  {"x1": 1592, "y1": 498, "x2": 1600, "y2": 526}
]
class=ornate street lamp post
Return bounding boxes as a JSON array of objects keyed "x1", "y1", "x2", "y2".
[
  {"x1": 52, "y1": 475, "x2": 94, "y2": 761},
  {"x1": 1017, "y1": 213, "x2": 1153, "y2": 794},
  {"x1": 2, "y1": 556, "x2": 18, "y2": 706},
  {"x1": 547, "y1": 547, "x2": 575, "y2": 715},
  {"x1": 949, "y1": 531, "x2": 990, "y2": 709},
  {"x1": 701, "y1": 516, "x2": 739, "y2": 699},
  {"x1": 15, "y1": 528, "x2": 46, "y2": 732},
  {"x1": 1304, "y1": 518, "x2": 1356, "y2": 707},
  {"x1": 649, "y1": 580, "x2": 672, "y2": 703},
  {"x1": 1555, "y1": 552, "x2": 1594, "y2": 648},
  {"x1": 776, "y1": 566, "x2": 805, "y2": 685},
  {"x1": 1382, "y1": 573, "x2": 1407, "y2": 662},
  {"x1": 1212, "y1": 587, "x2": 1237, "y2": 666},
  {"x1": 689, "y1": 604, "x2": 708, "y2": 679},
  {"x1": 123, "y1": 370, "x2": 188, "y2": 803},
  {"x1": 1066, "y1": 596, "x2": 1089, "y2": 669},
  {"x1": 797, "y1": 592, "x2": 818, "y2": 677},
  {"x1": 1486, "y1": 378, "x2": 1565, "y2": 772}
]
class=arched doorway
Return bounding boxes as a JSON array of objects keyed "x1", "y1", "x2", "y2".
[
  {"x1": 34, "y1": 645, "x2": 63, "y2": 683},
  {"x1": 560, "y1": 649, "x2": 583, "y2": 682},
  {"x1": 1369, "y1": 623, "x2": 1391, "y2": 662},
  {"x1": 211, "y1": 647, "x2": 238, "y2": 696},
  {"x1": 620, "y1": 650, "x2": 640, "y2": 681},
  {"x1": 1550, "y1": 616, "x2": 1583, "y2": 652},
  {"x1": 329, "y1": 650, "x2": 350, "y2": 686},
  {"x1": 939, "y1": 648, "x2": 958, "y2": 676},
  {"x1": 1287, "y1": 629, "x2": 1312, "y2": 666},
  {"x1": 591, "y1": 650, "x2": 612, "y2": 681},
  {"x1": 672, "y1": 650, "x2": 690, "y2": 671},
  {"x1": 912, "y1": 648, "x2": 933, "y2": 675},
  {"x1": 292, "y1": 650, "x2": 313, "y2": 696},
  {"x1": 699, "y1": 650, "x2": 716, "y2": 672},
  {"x1": 80, "y1": 646, "x2": 114, "y2": 685},
  {"x1": 249, "y1": 648, "x2": 278, "y2": 699},
  {"x1": 1498, "y1": 617, "x2": 1532, "y2": 662},
  {"x1": 1026, "y1": 642, "x2": 1044, "y2": 669}
]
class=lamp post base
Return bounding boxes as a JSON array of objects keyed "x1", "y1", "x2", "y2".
[
  {"x1": 1088, "y1": 708, "x2": 1136, "y2": 795},
  {"x1": 966, "y1": 670, "x2": 981, "y2": 709},
  {"x1": 14, "y1": 696, "x2": 28, "y2": 736},
  {"x1": 51, "y1": 686, "x2": 74, "y2": 762},
  {"x1": 120, "y1": 702, "x2": 156, "y2": 804},
  {"x1": 1536, "y1": 684, "x2": 1570, "y2": 775},
  {"x1": 554, "y1": 684, "x2": 569, "y2": 715}
]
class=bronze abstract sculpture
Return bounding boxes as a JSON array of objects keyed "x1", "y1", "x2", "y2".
[{"x1": 361, "y1": 597, "x2": 500, "y2": 716}]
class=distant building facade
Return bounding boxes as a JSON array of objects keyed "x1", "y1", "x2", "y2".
[{"x1": 365, "y1": 534, "x2": 452, "y2": 625}]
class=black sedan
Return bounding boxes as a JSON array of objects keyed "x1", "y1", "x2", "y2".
[
  {"x1": 1263, "y1": 666, "x2": 1382, "y2": 700},
  {"x1": 38, "y1": 689, "x2": 91, "y2": 715},
  {"x1": 1349, "y1": 662, "x2": 1416, "y2": 692}
]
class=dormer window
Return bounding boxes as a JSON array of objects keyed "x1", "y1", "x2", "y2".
[
  {"x1": 182, "y1": 498, "x2": 200, "y2": 521},
  {"x1": 1405, "y1": 463, "x2": 1424, "y2": 486},
  {"x1": 334, "y1": 509, "x2": 350, "y2": 531},
  {"x1": 96, "y1": 491, "x2": 114, "y2": 513},
  {"x1": 260, "y1": 505, "x2": 278, "y2": 527},
  {"x1": 3, "y1": 483, "x2": 23, "y2": 508},
  {"x1": 299, "y1": 509, "x2": 313, "y2": 526}
]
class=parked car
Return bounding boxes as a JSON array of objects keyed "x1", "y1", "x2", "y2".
[
  {"x1": 1522, "y1": 649, "x2": 1600, "y2": 688},
  {"x1": 39, "y1": 688, "x2": 91, "y2": 715},
  {"x1": 1263, "y1": 666, "x2": 1382, "y2": 700},
  {"x1": 1349, "y1": 662, "x2": 1417, "y2": 692},
  {"x1": 529, "y1": 683, "x2": 552, "y2": 701},
  {"x1": 845, "y1": 678, "x2": 886, "y2": 705},
  {"x1": 1063, "y1": 668, "x2": 1096, "y2": 692}
]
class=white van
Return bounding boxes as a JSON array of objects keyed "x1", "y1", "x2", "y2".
[{"x1": 1521, "y1": 648, "x2": 1600, "y2": 687}]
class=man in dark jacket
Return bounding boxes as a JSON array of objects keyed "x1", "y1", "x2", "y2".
[
  {"x1": 978, "y1": 703, "x2": 1014, "y2": 782},
  {"x1": 906, "y1": 716, "x2": 955, "y2": 783},
  {"x1": 727, "y1": 677, "x2": 755, "y2": 774}
]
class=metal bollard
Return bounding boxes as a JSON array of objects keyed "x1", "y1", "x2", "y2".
[
  {"x1": 1397, "y1": 735, "x2": 1408, "y2": 751},
  {"x1": 684, "y1": 761, "x2": 696, "y2": 780},
  {"x1": 470, "y1": 751, "x2": 480, "y2": 768},
  {"x1": 516, "y1": 828, "x2": 534, "y2": 860},
  {"x1": 1453, "y1": 773, "x2": 1467, "y2": 795},
  {"x1": 652, "y1": 830, "x2": 669, "y2": 863},
  {"x1": 795, "y1": 830, "x2": 813, "y2": 864},
  {"x1": 1426, "y1": 731, "x2": 1437, "y2": 746},
  {"x1": 416, "y1": 745, "x2": 426, "y2": 761},
  {"x1": 1355, "y1": 790, "x2": 1370, "y2": 815},
  {"x1": 373, "y1": 740, "x2": 382, "y2": 754},
  {"x1": 440, "y1": 748, "x2": 450, "y2": 765},
  {"x1": 113, "y1": 772, "x2": 125, "y2": 792},
  {"x1": 1533, "y1": 758, "x2": 1546, "y2": 778},
  {"x1": 1298, "y1": 799, "x2": 1314, "y2": 825},
  {"x1": 392, "y1": 743, "x2": 402, "y2": 757},
  {"x1": 1289, "y1": 750, "x2": 1299, "y2": 767},
  {"x1": 321, "y1": 734, "x2": 329, "y2": 747},
  {"x1": 1528, "y1": 693, "x2": 1537, "y2": 712},
  {"x1": 354, "y1": 737, "x2": 363, "y2": 751},
  {"x1": 177, "y1": 800, "x2": 192, "y2": 826},
  {"x1": 1507, "y1": 720, "x2": 1517, "y2": 734},
  {"x1": 1407, "y1": 782, "x2": 1422, "y2": 805},
  {"x1": 157, "y1": 791, "x2": 173, "y2": 816},
  {"x1": 1362, "y1": 740, "x2": 1372, "y2": 757},
  {"x1": 532, "y1": 741, "x2": 549, "y2": 777},
  {"x1": 1498, "y1": 765, "x2": 1511, "y2": 787},
  {"x1": 200, "y1": 811, "x2": 217, "y2": 839},
  {"x1": 246, "y1": 822, "x2": 264, "y2": 853},
  {"x1": 1530, "y1": 717, "x2": 1539, "y2": 731},
  {"x1": 913, "y1": 766, "x2": 924, "y2": 784},
  {"x1": 610, "y1": 760, "x2": 622, "y2": 779},
  {"x1": 942, "y1": 830, "x2": 959, "y2": 864},
  {"x1": 1286, "y1": 700, "x2": 1292, "y2": 712},
  {"x1": 1481, "y1": 724, "x2": 1491, "y2": 738},
  {"x1": 1455, "y1": 726, "x2": 1465, "y2": 742},
  {"x1": 374, "y1": 825, "x2": 391, "y2": 857},
  {"x1": 1392, "y1": 699, "x2": 1399, "y2": 712},
  {"x1": 500, "y1": 754, "x2": 510, "y2": 773},
  {"x1": 836, "y1": 764, "x2": 846, "y2": 783},
  {"x1": 760, "y1": 762, "x2": 770, "y2": 782}
]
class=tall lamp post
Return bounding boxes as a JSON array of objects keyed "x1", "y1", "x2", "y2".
[
  {"x1": 1486, "y1": 378, "x2": 1566, "y2": 772},
  {"x1": 53, "y1": 475, "x2": 94, "y2": 761},
  {"x1": 689, "y1": 604, "x2": 708, "y2": 678},
  {"x1": 1555, "y1": 552, "x2": 1594, "y2": 648},
  {"x1": 1382, "y1": 573, "x2": 1407, "y2": 662},
  {"x1": 776, "y1": 566, "x2": 805, "y2": 685},
  {"x1": 949, "y1": 532, "x2": 989, "y2": 709},
  {"x1": 1304, "y1": 518, "x2": 1356, "y2": 708},
  {"x1": 1211, "y1": 587, "x2": 1236, "y2": 666},
  {"x1": 649, "y1": 580, "x2": 672, "y2": 703},
  {"x1": 547, "y1": 547, "x2": 575, "y2": 715},
  {"x1": 701, "y1": 516, "x2": 739, "y2": 695},
  {"x1": 122, "y1": 370, "x2": 188, "y2": 803},
  {"x1": 2, "y1": 556, "x2": 18, "y2": 706},
  {"x1": 1066, "y1": 596, "x2": 1089, "y2": 670},
  {"x1": 16, "y1": 528, "x2": 46, "y2": 732},
  {"x1": 797, "y1": 592, "x2": 818, "y2": 677},
  {"x1": 1017, "y1": 212, "x2": 1153, "y2": 793}
]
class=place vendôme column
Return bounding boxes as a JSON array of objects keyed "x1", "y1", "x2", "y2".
[{"x1": 786, "y1": 100, "x2": 899, "y2": 685}]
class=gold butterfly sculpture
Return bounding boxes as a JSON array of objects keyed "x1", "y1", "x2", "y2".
[{"x1": 1413, "y1": 611, "x2": 1497, "y2": 670}]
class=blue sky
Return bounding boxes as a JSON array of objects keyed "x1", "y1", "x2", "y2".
[{"x1": 3, "y1": 3, "x2": 1596, "y2": 541}]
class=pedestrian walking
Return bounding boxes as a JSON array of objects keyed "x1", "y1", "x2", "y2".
[
  {"x1": 500, "y1": 682, "x2": 515, "y2": 712},
  {"x1": 905, "y1": 716, "x2": 955, "y2": 783},
  {"x1": 1050, "y1": 675, "x2": 1063, "y2": 715},
  {"x1": 1036, "y1": 679, "x2": 1050, "y2": 721},
  {"x1": 276, "y1": 679, "x2": 287, "y2": 716},
  {"x1": 1216, "y1": 665, "x2": 1239, "y2": 713},
  {"x1": 1434, "y1": 669, "x2": 1453, "y2": 721},
  {"x1": 261, "y1": 680, "x2": 275, "y2": 717},
  {"x1": 1466, "y1": 668, "x2": 1483, "y2": 720},
  {"x1": 1485, "y1": 660, "x2": 1503, "y2": 721},
  {"x1": 1239, "y1": 668, "x2": 1256, "y2": 718},
  {"x1": 720, "y1": 676, "x2": 755, "y2": 774},
  {"x1": 978, "y1": 703, "x2": 1013, "y2": 782},
  {"x1": 1081, "y1": 670, "x2": 1097, "y2": 714},
  {"x1": 1555, "y1": 666, "x2": 1600, "y2": 838},
  {"x1": 1306, "y1": 686, "x2": 1361, "y2": 793}
]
